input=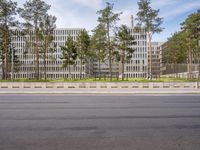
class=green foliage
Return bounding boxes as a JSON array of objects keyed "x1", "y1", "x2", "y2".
[
  {"x1": 90, "y1": 23, "x2": 108, "y2": 79},
  {"x1": 9, "y1": 46, "x2": 20, "y2": 72},
  {"x1": 76, "y1": 30, "x2": 90, "y2": 61},
  {"x1": 90, "y1": 23, "x2": 107, "y2": 62},
  {"x1": 116, "y1": 24, "x2": 136, "y2": 80},
  {"x1": 0, "y1": 0, "x2": 19, "y2": 79},
  {"x1": 116, "y1": 25, "x2": 136, "y2": 63},
  {"x1": 181, "y1": 10, "x2": 200, "y2": 60},
  {"x1": 136, "y1": 0, "x2": 163, "y2": 34},
  {"x1": 76, "y1": 29, "x2": 90, "y2": 78},
  {"x1": 60, "y1": 35, "x2": 78, "y2": 78},
  {"x1": 136, "y1": 0, "x2": 163, "y2": 79},
  {"x1": 97, "y1": 2, "x2": 121, "y2": 29},
  {"x1": 1, "y1": 77, "x2": 199, "y2": 83},
  {"x1": 39, "y1": 14, "x2": 57, "y2": 80},
  {"x1": 97, "y1": 2, "x2": 121, "y2": 80},
  {"x1": 181, "y1": 10, "x2": 200, "y2": 40},
  {"x1": 163, "y1": 31, "x2": 187, "y2": 64},
  {"x1": 18, "y1": 0, "x2": 51, "y2": 80},
  {"x1": 161, "y1": 10, "x2": 199, "y2": 79},
  {"x1": 39, "y1": 14, "x2": 57, "y2": 54},
  {"x1": 0, "y1": 0, "x2": 19, "y2": 29},
  {"x1": 18, "y1": 0, "x2": 50, "y2": 26},
  {"x1": 163, "y1": 10, "x2": 200, "y2": 65}
]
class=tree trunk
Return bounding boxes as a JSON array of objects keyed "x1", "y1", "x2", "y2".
[
  {"x1": 2, "y1": 58, "x2": 5, "y2": 80},
  {"x1": 4, "y1": 44, "x2": 7, "y2": 80},
  {"x1": 107, "y1": 21, "x2": 112, "y2": 81},
  {"x1": 122, "y1": 61, "x2": 125, "y2": 81},
  {"x1": 173, "y1": 63, "x2": 175, "y2": 78},
  {"x1": 198, "y1": 56, "x2": 200, "y2": 88},
  {"x1": 26, "y1": 55, "x2": 28, "y2": 79},
  {"x1": 98, "y1": 58, "x2": 101, "y2": 80},
  {"x1": 69, "y1": 65, "x2": 71, "y2": 79},
  {"x1": 148, "y1": 32, "x2": 152, "y2": 80},
  {"x1": 36, "y1": 40, "x2": 39, "y2": 80},
  {"x1": 44, "y1": 37, "x2": 47, "y2": 81},
  {"x1": 4, "y1": 28, "x2": 8, "y2": 80},
  {"x1": 122, "y1": 51, "x2": 125, "y2": 81},
  {"x1": 80, "y1": 57, "x2": 82, "y2": 79},
  {"x1": 68, "y1": 57, "x2": 71, "y2": 79},
  {"x1": 187, "y1": 45, "x2": 192, "y2": 79},
  {"x1": 34, "y1": 21, "x2": 39, "y2": 80},
  {"x1": 44, "y1": 55, "x2": 47, "y2": 81}
]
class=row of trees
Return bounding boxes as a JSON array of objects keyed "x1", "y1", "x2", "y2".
[
  {"x1": 60, "y1": 30, "x2": 90, "y2": 79},
  {"x1": 61, "y1": 1, "x2": 163, "y2": 81},
  {"x1": 0, "y1": 0, "x2": 57, "y2": 80},
  {"x1": 0, "y1": 0, "x2": 19, "y2": 79},
  {"x1": 162, "y1": 10, "x2": 200, "y2": 78},
  {"x1": 1, "y1": 0, "x2": 163, "y2": 81}
]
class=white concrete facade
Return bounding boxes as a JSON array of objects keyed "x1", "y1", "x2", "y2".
[
  {"x1": 91, "y1": 27, "x2": 148, "y2": 78},
  {"x1": 11, "y1": 28, "x2": 87, "y2": 79},
  {"x1": 8, "y1": 27, "x2": 164, "y2": 79},
  {"x1": 124, "y1": 27, "x2": 148, "y2": 78}
]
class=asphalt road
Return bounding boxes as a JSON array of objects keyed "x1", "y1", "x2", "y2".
[{"x1": 0, "y1": 94, "x2": 200, "y2": 150}]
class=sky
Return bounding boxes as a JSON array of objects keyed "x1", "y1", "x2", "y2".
[{"x1": 16, "y1": 0, "x2": 200, "y2": 42}]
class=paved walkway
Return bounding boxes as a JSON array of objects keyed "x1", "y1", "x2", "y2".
[{"x1": 0, "y1": 88, "x2": 200, "y2": 94}]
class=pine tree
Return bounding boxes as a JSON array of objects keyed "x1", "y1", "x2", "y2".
[
  {"x1": 76, "y1": 29, "x2": 90, "y2": 79},
  {"x1": 39, "y1": 14, "x2": 57, "y2": 80},
  {"x1": 181, "y1": 10, "x2": 200, "y2": 78},
  {"x1": 90, "y1": 23, "x2": 107, "y2": 79},
  {"x1": 60, "y1": 35, "x2": 78, "y2": 79},
  {"x1": 136, "y1": 0, "x2": 163, "y2": 79},
  {"x1": 97, "y1": 2, "x2": 121, "y2": 81},
  {"x1": 0, "y1": 0, "x2": 19, "y2": 79},
  {"x1": 116, "y1": 25, "x2": 136, "y2": 80},
  {"x1": 18, "y1": 0, "x2": 51, "y2": 80}
]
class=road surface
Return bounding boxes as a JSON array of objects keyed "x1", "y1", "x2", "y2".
[{"x1": 0, "y1": 94, "x2": 200, "y2": 150}]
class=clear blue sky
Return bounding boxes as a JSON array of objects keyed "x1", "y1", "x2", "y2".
[{"x1": 17, "y1": 0, "x2": 200, "y2": 42}]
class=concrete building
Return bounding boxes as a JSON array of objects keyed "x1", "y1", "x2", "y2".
[
  {"x1": 11, "y1": 28, "x2": 88, "y2": 79},
  {"x1": 124, "y1": 27, "x2": 148, "y2": 78},
  {"x1": 91, "y1": 15, "x2": 149, "y2": 79},
  {"x1": 2, "y1": 26, "x2": 163, "y2": 80},
  {"x1": 91, "y1": 26, "x2": 148, "y2": 79},
  {"x1": 122, "y1": 16, "x2": 148, "y2": 78}
]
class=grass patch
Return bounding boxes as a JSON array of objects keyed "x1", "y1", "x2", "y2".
[{"x1": 0, "y1": 77, "x2": 200, "y2": 83}]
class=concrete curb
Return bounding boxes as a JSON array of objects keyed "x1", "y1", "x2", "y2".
[{"x1": 0, "y1": 88, "x2": 200, "y2": 94}]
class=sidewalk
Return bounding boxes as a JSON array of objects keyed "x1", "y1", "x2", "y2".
[{"x1": 0, "y1": 88, "x2": 200, "y2": 94}]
